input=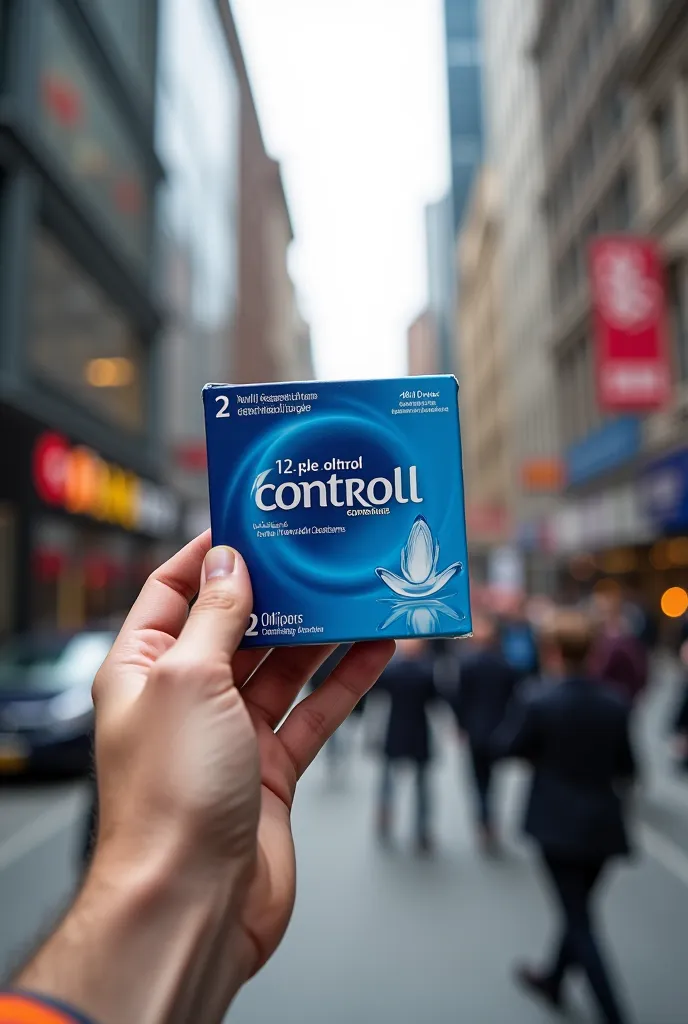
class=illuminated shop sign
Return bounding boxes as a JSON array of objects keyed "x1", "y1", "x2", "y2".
[{"x1": 32, "y1": 432, "x2": 178, "y2": 538}]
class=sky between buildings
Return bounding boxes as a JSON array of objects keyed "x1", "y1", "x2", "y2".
[{"x1": 232, "y1": 0, "x2": 451, "y2": 380}]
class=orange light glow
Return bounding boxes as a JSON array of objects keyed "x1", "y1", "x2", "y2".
[
  {"x1": 661, "y1": 587, "x2": 688, "y2": 619},
  {"x1": 85, "y1": 357, "x2": 135, "y2": 388}
]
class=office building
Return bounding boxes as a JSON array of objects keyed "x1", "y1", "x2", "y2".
[
  {"x1": 426, "y1": 1, "x2": 483, "y2": 375},
  {"x1": 482, "y1": 0, "x2": 560, "y2": 590},
  {"x1": 407, "y1": 309, "x2": 439, "y2": 376},
  {"x1": 444, "y1": 0, "x2": 484, "y2": 233},
  {"x1": 535, "y1": 0, "x2": 688, "y2": 609},
  {"x1": 160, "y1": 0, "x2": 313, "y2": 541},
  {"x1": 156, "y1": 0, "x2": 241, "y2": 539},
  {"x1": 0, "y1": 0, "x2": 179, "y2": 636},
  {"x1": 425, "y1": 195, "x2": 455, "y2": 372},
  {"x1": 457, "y1": 169, "x2": 512, "y2": 580}
]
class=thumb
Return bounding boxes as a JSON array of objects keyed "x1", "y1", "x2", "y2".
[{"x1": 172, "y1": 546, "x2": 253, "y2": 664}]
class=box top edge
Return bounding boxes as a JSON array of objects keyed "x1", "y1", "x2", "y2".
[{"x1": 203, "y1": 375, "x2": 458, "y2": 392}]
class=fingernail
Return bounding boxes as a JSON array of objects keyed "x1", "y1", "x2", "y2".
[{"x1": 205, "y1": 546, "x2": 236, "y2": 580}]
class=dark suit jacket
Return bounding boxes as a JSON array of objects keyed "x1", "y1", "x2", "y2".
[
  {"x1": 378, "y1": 654, "x2": 437, "y2": 764},
  {"x1": 494, "y1": 678, "x2": 637, "y2": 860},
  {"x1": 451, "y1": 649, "x2": 517, "y2": 753}
]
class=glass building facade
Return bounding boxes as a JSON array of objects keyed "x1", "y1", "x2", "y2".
[
  {"x1": 0, "y1": 0, "x2": 178, "y2": 636},
  {"x1": 444, "y1": 0, "x2": 484, "y2": 232}
]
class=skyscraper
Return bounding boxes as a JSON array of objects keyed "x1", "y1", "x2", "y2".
[
  {"x1": 482, "y1": 0, "x2": 560, "y2": 590},
  {"x1": 444, "y1": 0, "x2": 483, "y2": 233},
  {"x1": 424, "y1": 0, "x2": 483, "y2": 374}
]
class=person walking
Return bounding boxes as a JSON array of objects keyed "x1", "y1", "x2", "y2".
[
  {"x1": 309, "y1": 644, "x2": 354, "y2": 783},
  {"x1": 590, "y1": 593, "x2": 648, "y2": 707},
  {"x1": 376, "y1": 638, "x2": 437, "y2": 854},
  {"x1": 494, "y1": 610, "x2": 637, "y2": 1024},
  {"x1": 450, "y1": 614, "x2": 517, "y2": 853},
  {"x1": 498, "y1": 595, "x2": 540, "y2": 683}
]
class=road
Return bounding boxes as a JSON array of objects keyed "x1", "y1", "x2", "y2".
[{"x1": 1, "y1": 663, "x2": 688, "y2": 1024}]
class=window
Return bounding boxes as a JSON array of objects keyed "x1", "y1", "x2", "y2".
[
  {"x1": 28, "y1": 230, "x2": 146, "y2": 432},
  {"x1": 0, "y1": 0, "x2": 11, "y2": 92},
  {"x1": 39, "y1": 0, "x2": 150, "y2": 265},
  {"x1": 654, "y1": 101, "x2": 678, "y2": 181},
  {"x1": 573, "y1": 238, "x2": 585, "y2": 291},
  {"x1": 580, "y1": 126, "x2": 595, "y2": 182},
  {"x1": 609, "y1": 170, "x2": 633, "y2": 230},
  {"x1": 667, "y1": 263, "x2": 688, "y2": 380},
  {"x1": 91, "y1": 0, "x2": 155, "y2": 91},
  {"x1": 445, "y1": 0, "x2": 480, "y2": 38},
  {"x1": 600, "y1": 0, "x2": 619, "y2": 31}
]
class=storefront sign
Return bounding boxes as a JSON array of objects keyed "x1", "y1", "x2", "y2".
[
  {"x1": 642, "y1": 448, "x2": 688, "y2": 532},
  {"x1": 590, "y1": 236, "x2": 672, "y2": 411},
  {"x1": 32, "y1": 432, "x2": 178, "y2": 538},
  {"x1": 520, "y1": 458, "x2": 565, "y2": 493},
  {"x1": 551, "y1": 483, "x2": 652, "y2": 554},
  {"x1": 566, "y1": 416, "x2": 641, "y2": 486}
]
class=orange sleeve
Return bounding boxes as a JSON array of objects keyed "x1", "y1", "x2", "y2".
[{"x1": 0, "y1": 993, "x2": 95, "y2": 1024}]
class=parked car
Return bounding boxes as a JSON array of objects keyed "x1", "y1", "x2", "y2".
[{"x1": 0, "y1": 631, "x2": 114, "y2": 777}]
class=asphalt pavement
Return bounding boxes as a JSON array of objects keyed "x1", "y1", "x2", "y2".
[{"x1": 1, "y1": 662, "x2": 688, "y2": 1024}]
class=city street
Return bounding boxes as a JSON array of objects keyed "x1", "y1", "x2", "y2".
[{"x1": 1, "y1": 665, "x2": 688, "y2": 1023}]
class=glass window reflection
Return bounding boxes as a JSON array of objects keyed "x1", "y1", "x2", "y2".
[
  {"x1": 91, "y1": 0, "x2": 155, "y2": 92},
  {"x1": 28, "y1": 231, "x2": 146, "y2": 433},
  {"x1": 39, "y1": 0, "x2": 149, "y2": 265}
]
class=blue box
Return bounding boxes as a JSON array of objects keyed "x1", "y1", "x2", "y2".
[{"x1": 203, "y1": 377, "x2": 472, "y2": 648}]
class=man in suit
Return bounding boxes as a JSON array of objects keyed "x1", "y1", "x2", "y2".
[
  {"x1": 376, "y1": 639, "x2": 437, "y2": 854},
  {"x1": 451, "y1": 614, "x2": 518, "y2": 852},
  {"x1": 494, "y1": 610, "x2": 636, "y2": 1024}
]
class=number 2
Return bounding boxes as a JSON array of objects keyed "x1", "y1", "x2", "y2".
[
  {"x1": 215, "y1": 395, "x2": 230, "y2": 418},
  {"x1": 245, "y1": 614, "x2": 258, "y2": 637}
]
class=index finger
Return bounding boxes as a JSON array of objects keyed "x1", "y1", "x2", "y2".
[
  {"x1": 119, "y1": 531, "x2": 211, "y2": 639},
  {"x1": 276, "y1": 641, "x2": 395, "y2": 781}
]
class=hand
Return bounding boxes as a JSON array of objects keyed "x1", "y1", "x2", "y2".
[{"x1": 20, "y1": 533, "x2": 394, "y2": 1024}]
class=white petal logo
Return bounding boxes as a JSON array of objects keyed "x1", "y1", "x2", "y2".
[{"x1": 376, "y1": 515, "x2": 462, "y2": 598}]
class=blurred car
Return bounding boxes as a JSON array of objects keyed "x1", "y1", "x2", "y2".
[{"x1": 0, "y1": 631, "x2": 114, "y2": 777}]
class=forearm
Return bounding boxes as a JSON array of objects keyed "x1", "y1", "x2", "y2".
[{"x1": 16, "y1": 851, "x2": 252, "y2": 1024}]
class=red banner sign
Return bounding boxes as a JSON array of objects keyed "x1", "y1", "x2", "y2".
[{"x1": 590, "y1": 236, "x2": 671, "y2": 412}]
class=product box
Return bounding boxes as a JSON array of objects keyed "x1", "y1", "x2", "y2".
[{"x1": 203, "y1": 377, "x2": 472, "y2": 648}]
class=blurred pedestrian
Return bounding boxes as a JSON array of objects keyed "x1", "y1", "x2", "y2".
[
  {"x1": 495, "y1": 610, "x2": 636, "y2": 1024},
  {"x1": 590, "y1": 593, "x2": 648, "y2": 706},
  {"x1": 670, "y1": 639, "x2": 688, "y2": 773},
  {"x1": 450, "y1": 614, "x2": 517, "y2": 853},
  {"x1": 309, "y1": 644, "x2": 354, "y2": 783},
  {"x1": 498, "y1": 594, "x2": 540, "y2": 683},
  {"x1": 623, "y1": 588, "x2": 659, "y2": 653},
  {"x1": 376, "y1": 638, "x2": 437, "y2": 854}
]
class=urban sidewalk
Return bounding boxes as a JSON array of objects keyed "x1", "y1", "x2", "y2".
[{"x1": 232, "y1": 659, "x2": 688, "y2": 1024}]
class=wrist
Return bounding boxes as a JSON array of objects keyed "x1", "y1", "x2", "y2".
[{"x1": 18, "y1": 846, "x2": 254, "y2": 1024}]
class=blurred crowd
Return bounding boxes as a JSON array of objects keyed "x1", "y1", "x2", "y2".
[{"x1": 323, "y1": 587, "x2": 688, "y2": 1024}]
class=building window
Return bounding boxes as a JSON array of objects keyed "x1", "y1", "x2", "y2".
[
  {"x1": 91, "y1": 0, "x2": 155, "y2": 91},
  {"x1": 28, "y1": 230, "x2": 146, "y2": 432},
  {"x1": 600, "y1": 0, "x2": 619, "y2": 30},
  {"x1": 667, "y1": 263, "x2": 688, "y2": 380},
  {"x1": 609, "y1": 170, "x2": 633, "y2": 230},
  {"x1": 653, "y1": 101, "x2": 678, "y2": 181},
  {"x1": 39, "y1": 0, "x2": 150, "y2": 266}
]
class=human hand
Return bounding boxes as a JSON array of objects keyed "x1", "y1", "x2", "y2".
[{"x1": 20, "y1": 533, "x2": 394, "y2": 1024}]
